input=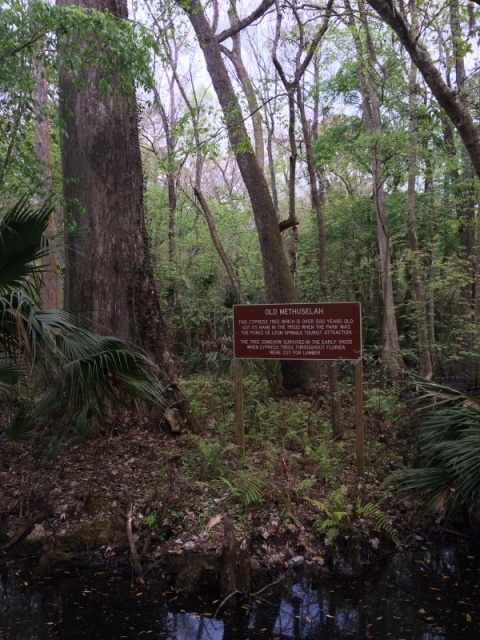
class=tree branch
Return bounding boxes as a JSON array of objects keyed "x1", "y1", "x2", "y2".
[
  {"x1": 216, "y1": 0, "x2": 275, "y2": 42},
  {"x1": 366, "y1": 0, "x2": 480, "y2": 180}
]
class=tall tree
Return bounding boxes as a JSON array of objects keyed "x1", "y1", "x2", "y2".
[
  {"x1": 366, "y1": 0, "x2": 480, "y2": 180},
  {"x1": 269, "y1": 0, "x2": 343, "y2": 432},
  {"x1": 176, "y1": 0, "x2": 320, "y2": 390},
  {"x1": 346, "y1": 0, "x2": 403, "y2": 377},
  {"x1": 163, "y1": 29, "x2": 245, "y2": 302},
  {"x1": 406, "y1": 56, "x2": 433, "y2": 379},
  {"x1": 220, "y1": 0, "x2": 265, "y2": 170},
  {"x1": 57, "y1": 0, "x2": 197, "y2": 430},
  {"x1": 33, "y1": 41, "x2": 59, "y2": 310}
]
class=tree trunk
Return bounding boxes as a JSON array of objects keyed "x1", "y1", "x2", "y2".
[
  {"x1": 423, "y1": 155, "x2": 439, "y2": 373},
  {"x1": 407, "y1": 59, "x2": 433, "y2": 379},
  {"x1": 193, "y1": 185, "x2": 244, "y2": 302},
  {"x1": 266, "y1": 113, "x2": 280, "y2": 218},
  {"x1": 297, "y1": 74, "x2": 344, "y2": 436},
  {"x1": 221, "y1": 0, "x2": 265, "y2": 170},
  {"x1": 449, "y1": 0, "x2": 476, "y2": 356},
  {"x1": 366, "y1": 0, "x2": 480, "y2": 181},
  {"x1": 57, "y1": 0, "x2": 197, "y2": 431},
  {"x1": 348, "y1": 0, "x2": 403, "y2": 378},
  {"x1": 33, "y1": 41, "x2": 58, "y2": 310},
  {"x1": 179, "y1": 0, "x2": 317, "y2": 391},
  {"x1": 168, "y1": 48, "x2": 244, "y2": 304},
  {"x1": 155, "y1": 66, "x2": 180, "y2": 265}
]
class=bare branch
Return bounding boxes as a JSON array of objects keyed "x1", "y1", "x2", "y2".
[{"x1": 216, "y1": 0, "x2": 275, "y2": 42}]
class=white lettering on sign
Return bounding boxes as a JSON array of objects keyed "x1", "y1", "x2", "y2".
[{"x1": 233, "y1": 303, "x2": 361, "y2": 361}]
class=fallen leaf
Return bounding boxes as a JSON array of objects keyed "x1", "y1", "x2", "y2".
[{"x1": 206, "y1": 513, "x2": 224, "y2": 530}]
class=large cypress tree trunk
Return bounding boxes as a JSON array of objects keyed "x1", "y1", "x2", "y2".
[{"x1": 57, "y1": 0, "x2": 197, "y2": 430}]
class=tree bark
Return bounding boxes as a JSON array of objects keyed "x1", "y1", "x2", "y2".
[
  {"x1": 407, "y1": 59, "x2": 433, "y2": 379},
  {"x1": 449, "y1": 0, "x2": 476, "y2": 354},
  {"x1": 348, "y1": 0, "x2": 403, "y2": 378},
  {"x1": 58, "y1": 0, "x2": 197, "y2": 431},
  {"x1": 158, "y1": 93, "x2": 179, "y2": 265},
  {"x1": 178, "y1": 0, "x2": 317, "y2": 390},
  {"x1": 220, "y1": 0, "x2": 265, "y2": 170},
  {"x1": 297, "y1": 75, "x2": 344, "y2": 435},
  {"x1": 33, "y1": 41, "x2": 58, "y2": 310},
  {"x1": 423, "y1": 154, "x2": 439, "y2": 372},
  {"x1": 193, "y1": 185, "x2": 244, "y2": 302}
]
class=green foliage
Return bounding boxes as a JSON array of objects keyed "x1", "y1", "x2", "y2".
[
  {"x1": 142, "y1": 509, "x2": 159, "y2": 528},
  {"x1": 221, "y1": 468, "x2": 265, "y2": 507},
  {"x1": 320, "y1": 58, "x2": 360, "y2": 105},
  {"x1": 357, "y1": 499, "x2": 402, "y2": 548},
  {"x1": 26, "y1": 1, "x2": 158, "y2": 93},
  {"x1": 307, "y1": 487, "x2": 401, "y2": 547},
  {"x1": 189, "y1": 434, "x2": 234, "y2": 480},
  {"x1": 314, "y1": 115, "x2": 364, "y2": 170},
  {"x1": 363, "y1": 386, "x2": 403, "y2": 420},
  {"x1": 0, "y1": 199, "x2": 166, "y2": 442},
  {"x1": 307, "y1": 486, "x2": 350, "y2": 542},
  {"x1": 145, "y1": 177, "x2": 263, "y2": 354},
  {"x1": 249, "y1": 359, "x2": 282, "y2": 397},
  {"x1": 0, "y1": 197, "x2": 53, "y2": 296},
  {"x1": 395, "y1": 376, "x2": 480, "y2": 525},
  {"x1": 303, "y1": 442, "x2": 339, "y2": 482},
  {"x1": 294, "y1": 475, "x2": 317, "y2": 497},
  {"x1": 0, "y1": 0, "x2": 158, "y2": 198}
]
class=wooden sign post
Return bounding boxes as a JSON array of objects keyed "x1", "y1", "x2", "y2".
[
  {"x1": 233, "y1": 302, "x2": 364, "y2": 474},
  {"x1": 234, "y1": 358, "x2": 245, "y2": 456},
  {"x1": 355, "y1": 358, "x2": 364, "y2": 476}
]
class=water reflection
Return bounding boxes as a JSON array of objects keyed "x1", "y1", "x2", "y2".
[{"x1": 1, "y1": 545, "x2": 480, "y2": 639}]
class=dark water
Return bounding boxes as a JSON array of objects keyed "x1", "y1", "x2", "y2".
[{"x1": 1, "y1": 545, "x2": 480, "y2": 639}]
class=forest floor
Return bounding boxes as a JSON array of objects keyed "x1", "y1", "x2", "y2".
[{"x1": 0, "y1": 373, "x2": 444, "y2": 586}]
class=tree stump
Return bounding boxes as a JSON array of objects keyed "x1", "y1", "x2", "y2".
[{"x1": 220, "y1": 517, "x2": 237, "y2": 597}]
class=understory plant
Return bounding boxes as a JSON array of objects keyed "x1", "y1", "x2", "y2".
[
  {"x1": 0, "y1": 198, "x2": 165, "y2": 442},
  {"x1": 307, "y1": 487, "x2": 401, "y2": 547},
  {"x1": 395, "y1": 376, "x2": 480, "y2": 527}
]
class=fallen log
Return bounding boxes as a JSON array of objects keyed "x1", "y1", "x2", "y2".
[{"x1": 2, "y1": 506, "x2": 54, "y2": 552}]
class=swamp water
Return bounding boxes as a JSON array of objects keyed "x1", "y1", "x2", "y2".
[{"x1": 1, "y1": 544, "x2": 480, "y2": 639}]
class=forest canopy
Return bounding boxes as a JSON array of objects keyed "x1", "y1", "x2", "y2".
[{"x1": 1, "y1": 0, "x2": 480, "y2": 384}]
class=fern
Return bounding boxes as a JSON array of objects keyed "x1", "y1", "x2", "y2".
[
  {"x1": 221, "y1": 469, "x2": 265, "y2": 506},
  {"x1": 306, "y1": 488, "x2": 402, "y2": 548},
  {"x1": 295, "y1": 476, "x2": 316, "y2": 495},
  {"x1": 306, "y1": 486, "x2": 350, "y2": 541},
  {"x1": 191, "y1": 435, "x2": 234, "y2": 480},
  {"x1": 357, "y1": 500, "x2": 403, "y2": 548}
]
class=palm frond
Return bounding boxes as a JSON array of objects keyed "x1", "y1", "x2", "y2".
[
  {"x1": 396, "y1": 377, "x2": 480, "y2": 525},
  {"x1": 0, "y1": 357, "x2": 23, "y2": 397},
  {"x1": 411, "y1": 377, "x2": 480, "y2": 412},
  {"x1": 0, "y1": 198, "x2": 167, "y2": 443},
  {"x1": 0, "y1": 198, "x2": 54, "y2": 296}
]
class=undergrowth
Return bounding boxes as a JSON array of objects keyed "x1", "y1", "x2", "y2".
[{"x1": 171, "y1": 373, "x2": 407, "y2": 555}]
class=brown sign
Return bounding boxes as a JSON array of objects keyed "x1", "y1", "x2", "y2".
[{"x1": 233, "y1": 303, "x2": 361, "y2": 360}]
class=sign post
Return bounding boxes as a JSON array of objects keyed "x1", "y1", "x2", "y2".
[
  {"x1": 233, "y1": 302, "x2": 364, "y2": 474},
  {"x1": 234, "y1": 358, "x2": 245, "y2": 456},
  {"x1": 355, "y1": 358, "x2": 364, "y2": 476}
]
